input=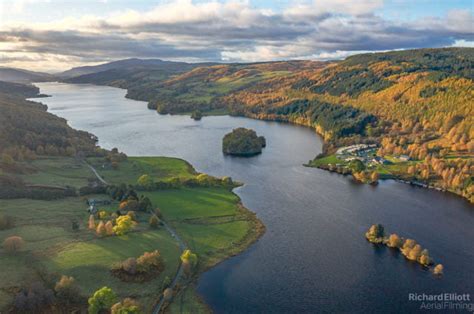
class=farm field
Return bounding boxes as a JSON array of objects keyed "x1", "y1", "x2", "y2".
[{"x1": 0, "y1": 156, "x2": 263, "y2": 312}]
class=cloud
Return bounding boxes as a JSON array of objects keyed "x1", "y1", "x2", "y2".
[{"x1": 0, "y1": 0, "x2": 473, "y2": 71}]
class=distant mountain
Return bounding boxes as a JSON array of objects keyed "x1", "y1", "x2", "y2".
[
  {"x1": 0, "y1": 67, "x2": 53, "y2": 83},
  {"x1": 58, "y1": 58, "x2": 207, "y2": 78}
]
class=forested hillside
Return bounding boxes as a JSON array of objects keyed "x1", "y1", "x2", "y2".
[
  {"x1": 0, "y1": 88, "x2": 99, "y2": 163},
  {"x1": 223, "y1": 48, "x2": 474, "y2": 201},
  {"x1": 66, "y1": 60, "x2": 325, "y2": 112},
  {"x1": 59, "y1": 48, "x2": 473, "y2": 201},
  {"x1": 0, "y1": 81, "x2": 41, "y2": 98},
  {"x1": 0, "y1": 67, "x2": 53, "y2": 82}
]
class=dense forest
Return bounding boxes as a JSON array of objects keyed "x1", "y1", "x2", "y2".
[
  {"x1": 0, "y1": 85, "x2": 100, "y2": 162},
  {"x1": 222, "y1": 128, "x2": 266, "y2": 156},
  {"x1": 0, "y1": 81, "x2": 41, "y2": 98}
]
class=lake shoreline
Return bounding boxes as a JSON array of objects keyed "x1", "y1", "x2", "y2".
[
  {"x1": 33, "y1": 82, "x2": 474, "y2": 313},
  {"x1": 59, "y1": 80, "x2": 470, "y2": 203}
]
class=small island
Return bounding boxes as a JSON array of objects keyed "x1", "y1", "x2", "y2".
[
  {"x1": 222, "y1": 128, "x2": 266, "y2": 156},
  {"x1": 190, "y1": 110, "x2": 202, "y2": 120},
  {"x1": 365, "y1": 224, "x2": 443, "y2": 276}
]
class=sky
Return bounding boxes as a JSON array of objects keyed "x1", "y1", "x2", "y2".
[{"x1": 0, "y1": 0, "x2": 472, "y2": 72}]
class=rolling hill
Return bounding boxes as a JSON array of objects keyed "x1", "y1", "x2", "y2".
[
  {"x1": 0, "y1": 67, "x2": 53, "y2": 83},
  {"x1": 58, "y1": 58, "x2": 211, "y2": 78}
]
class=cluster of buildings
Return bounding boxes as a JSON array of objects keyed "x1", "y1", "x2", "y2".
[
  {"x1": 335, "y1": 144, "x2": 378, "y2": 156},
  {"x1": 336, "y1": 144, "x2": 389, "y2": 166}
]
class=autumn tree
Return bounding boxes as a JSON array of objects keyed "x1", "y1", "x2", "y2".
[
  {"x1": 407, "y1": 244, "x2": 422, "y2": 261},
  {"x1": 88, "y1": 215, "x2": 96, "y2": 230},
  {"x1": 137, "y1": 250, "x2": 163, "y2": 273},
  {"x1": 96, "y1": 221, "x2": 106, "y2": 237},
  {"x1": 370, "y1": 171, "x2": 379, "y2": 183},
  {"x1": 163, "y1": 288, "x2": 173, "y2": 301},
  {"x1": 113, "y1": 215, "x2": 134, "y2": 236},
  {"x1": 88, "y1": 287, "x2": 117, "y2": 314},
  {"x1": 55, "y1": 275, "x2": 80, "y2": 304},
  {"x1": 365, "y1": 224, "x2": 384, "y2": 243},
  {"x1": 419, "y1": 249, "x2": 432, "y2": 266},
  {"x1": 433, "y1": 264, "x2": 444, "y2": 275},
  {"x1": 105, "y1": 221, "x2": 114, "y2": 236},
  {"x1": 180, "y1": 249, "x2": 198, "y2": 272},
  {"x1": 401, "y1": 239, "x2": 416, "y2": 257},
  {"x1": 386, "y1": 234, "x2": 402, "y2": 248}
]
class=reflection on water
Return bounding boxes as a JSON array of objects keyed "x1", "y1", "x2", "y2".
[{"x1": 36, "y1": 82, "x2": 474, "y2": 313}]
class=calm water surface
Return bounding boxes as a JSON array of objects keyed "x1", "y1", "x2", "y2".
[{"x1": 35, "y1": 82, "x2": 474, "y2": 313}]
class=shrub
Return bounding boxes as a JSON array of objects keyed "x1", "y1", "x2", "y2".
[
  {"x1": 71, "y1": 220, "x2": 80, "y2": 231},
  {"x1": 127, "y1": 211, "x2": 137, "y2": 221},
  {"x1": 138, "y1": 196, "x2": 152, "y2": 211},
  {"x1": 55, "y1": 275, "x2": 80, "y2": 303},
  {"x1": 14, "y1": 282, "x2": 54, "y2": 312},
  {"x1": 221, "y1": 176, "x2": 233, "y2": 185},
  {"x1": 3, "y1": 236, "x2": 24, "y2": 253},
  {"x1": 112, "y1": 251, "x2": 164, "y2": 282},
  {"x1": 88, "y1": 287, "x2": 117, "y2": 314},
  {"x1": 161, "y1": 276, "x2": 171, "y2": 291},
  {"x1": 111, "y1": 298, "x2": 142, "y2": 314},
  {"x1": 149, "y1": 215, "x2": 160, "y2": 228},
  {"x1": 137, "y1": 174, "x2": 154, "y2": 189},
  {"x1": 0, "y1": 214, "x2": 14, "y2": 230},
  {"x1": 121, "y1": 258, "x2": 137, "y2": 275}
]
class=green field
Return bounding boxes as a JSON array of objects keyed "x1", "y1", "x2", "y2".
[
  {"x1": 309, "y1": 154, "x2": 342, "y2": 167},
  {"x1": 0, "y1": 156, "x2": 263, "y2": 313},
  {"x1": 88, "y1": 156, "x2": 196, "y2": 185}
]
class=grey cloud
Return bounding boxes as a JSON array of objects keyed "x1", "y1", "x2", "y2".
[{"x1": 0, "y1": 8, "x2": 472, "y2": 65}]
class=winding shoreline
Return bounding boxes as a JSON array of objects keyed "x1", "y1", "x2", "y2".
[{"x1": 85, "y1": 156, "x2": 265, "y2": 313}]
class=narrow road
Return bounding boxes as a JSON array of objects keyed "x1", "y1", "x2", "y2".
[
  {"x1": 85, "y1": 160, "x2": 188, "y2": 313},
  {"x1": 152, "y1": 220, "x2": 188, "y2": 314},
  {"x1": 84, "y1": 161, "x2": 108, "y2": 185}
]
